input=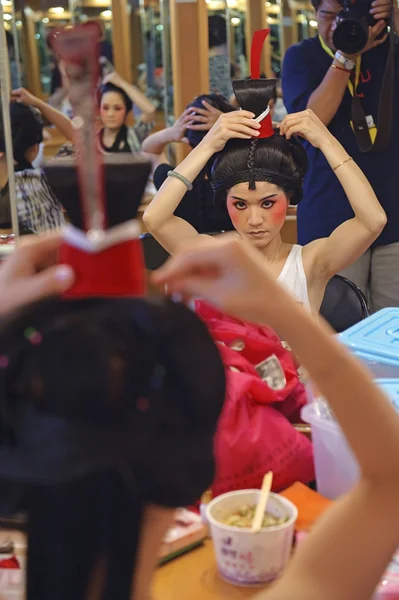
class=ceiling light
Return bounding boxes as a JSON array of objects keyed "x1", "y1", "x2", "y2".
[
  {"x1": 100, "y1": 9, "x2": 112, "y2": 17},
  {"x1": 231, "y1": 16, "x2": 240, "y2": 25},
  {"x1": 1, "y1": 1, "x2": 12, "y2": 6},
  {"x1": 309, "y1": 19, "x2": 318, "y2": 27},
  {"x1": 48, "y1": 7, "x2": 65, "y2": 15},
  {"x1": 42, "y1": 17, "x2": 49, "y2": 23},
  {"x1": 16, "y1": 19, "x2": 22, "y2": 26},
  {"x1": 3, "y1": 13, "x2": 12, "y2": 20}
]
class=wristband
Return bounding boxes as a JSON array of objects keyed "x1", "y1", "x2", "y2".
[
  {"x1": 331, "y1": 64, "x2": 351, "y2": 74},
  {"x1": 167, "y1": 170, "x2": 193, "y2": 191}
]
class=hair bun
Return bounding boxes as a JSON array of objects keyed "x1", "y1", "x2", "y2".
[
  {"x1": 286, "y1": 135, "x2": 308, "y2": 180},
  {"x1": 232, "y1": 78, "x2": 277, "y2": 117}
]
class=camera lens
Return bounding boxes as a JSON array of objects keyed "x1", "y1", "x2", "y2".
[{"x1": 333, "y1": 16, "x2": 369, "y2": 54}]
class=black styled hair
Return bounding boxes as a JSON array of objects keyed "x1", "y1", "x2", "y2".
[
  {"x1": 0, "y1": 295, "x2": 225, "y2": 598},
  {"x1": 209, "y1": 78, "x2": 308, "y2": 205},
  {"x1": 185, "y1": 94, "x2": 235, "y2": 148},
  {"x1": 99, "y1": 82, "x2": 132, "y2": 115},
  {"x1": 0, "y1": 103, "x2": 43, "y2": 166},
  {"x1": 208, "y1": 14, "x2": 227, "y2": 48}
]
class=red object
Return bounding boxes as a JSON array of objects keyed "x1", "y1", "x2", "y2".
[
  {"x1": 195, "y1": 301, "x2": 314, "y2": 497},
  {"x1": 332, "y1": 64, "x2": 351, "y2": 73},
  {"x1": 251, "y1": 29, "x2": 274, "y2": 139},
  {"x1": 250, "y1": 29, "x2": 271, "y2": 80},
  {"x1": 0, "y1": 556, "x2": 20, "y2": 569},
  {"x1": 59, "y1": 237, "x2": 146, "y2": 298},
  {"x1": 258, "y1": 110, "x2": 274, "y2": 139}
]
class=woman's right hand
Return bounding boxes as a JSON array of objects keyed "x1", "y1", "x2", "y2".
[
  {"x1": 200, "y1": 111, "x2": 260, "y2": 153},
  {"x1": 0, "y1": 234, "x2": 74, "y2": 318}
]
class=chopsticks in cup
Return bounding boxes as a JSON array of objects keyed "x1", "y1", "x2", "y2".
[{"x1": 252, "y1": 471, "x2": 273, "y2": 533}]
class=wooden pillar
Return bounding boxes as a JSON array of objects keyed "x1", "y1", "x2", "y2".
[
  {"x1": 111, "y1": 0, "x2": 132, "y2": 82},
  {"x1": 245, "y1": 0, "x2": 272, "y2": 77},
  {"x1": 129, "y1": 7, "x2": 143, "y2": 84},
  {"x1": 170, "y1": 0, "x2": 209, "y2": 162},
  {"x1": 282, "y1": 0, "x2": 295, "y2": 52},
  {"x1": 21, "y1": 7, "x2": 42, "y2": 97}
]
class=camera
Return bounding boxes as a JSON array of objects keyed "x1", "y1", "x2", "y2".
[{"x1": 333, "y1": 0, "x2": 374, "y2": 55}]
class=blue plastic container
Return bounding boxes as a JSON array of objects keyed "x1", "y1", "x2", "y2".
[
  {"x1": 339, "y1": 308, "x2": 399, "y2": 379},
  {"x1": 301, "y1": 379, "x2": 399, "y2": 499}
]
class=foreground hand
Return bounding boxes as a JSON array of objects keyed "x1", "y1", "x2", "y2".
[
  {"x1": 279, "y1": 109, "x2": 332, "y2": 149},
  {"x1": 153, "y1": 236, "x2": 284, "y2": 325},
  {"x1": 186, "y1": 100, "x2": 223, "y2": 132},
  {"x1": 0, "y1": 234, "x2": 74, "y2": 317},
  {"x1": 11, "y1": 88, "x2": 38, "y2": 108},
  {"x1": 201, "y1": 111, "x2": 260, "y2": 153}
]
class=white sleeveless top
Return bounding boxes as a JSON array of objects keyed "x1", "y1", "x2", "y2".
[{"x1": 277, "y1": 245, "x2": 311, "y2": 311}]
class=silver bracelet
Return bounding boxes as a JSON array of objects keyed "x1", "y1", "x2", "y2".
[{"x1": 167, "y1": 170, "x2": 193, "y2": 191}]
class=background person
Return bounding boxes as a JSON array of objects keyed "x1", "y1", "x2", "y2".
[{"x1": 282, "y1": 0, "x2": 399, "y2": 311}]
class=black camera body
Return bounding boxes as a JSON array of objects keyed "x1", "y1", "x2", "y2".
[{"x1": 333, "y1": 0, "x2": 375, "y2": 54}]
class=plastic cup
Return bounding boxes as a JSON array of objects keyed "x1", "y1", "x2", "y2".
[{"x1": 206, "y1": 489, "x2": 297, "y2": 587}]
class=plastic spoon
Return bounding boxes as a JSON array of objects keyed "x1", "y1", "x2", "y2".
[{"x1": 252, "y1": 471, "x2": 273, "y2": 533}]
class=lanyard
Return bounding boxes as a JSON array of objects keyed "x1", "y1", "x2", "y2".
[{"x1": 318, "y1": 35, "x2": 361, "y2": 98}]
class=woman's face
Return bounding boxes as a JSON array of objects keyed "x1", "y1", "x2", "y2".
[
  {"x1": 100, "y1": 91, "x2": 127, "y2": 130},
  {"x1": 226, "y1": 181, "x2": 289, "y2": 248}
]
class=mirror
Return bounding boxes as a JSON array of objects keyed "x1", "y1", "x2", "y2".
[
  {"x1": 0, "y1": 1, "x2": 19, "y2": 246},
  {"x1": 227, "y1": 0, "x2": 248, "y2": 80},
  {"x1": 207, "y1": 1, "x2": 234, "y2": 101}
]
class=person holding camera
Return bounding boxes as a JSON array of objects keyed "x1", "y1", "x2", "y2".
[{"x1": 282, "y1": 0, "x2": 399, "y2": 312}]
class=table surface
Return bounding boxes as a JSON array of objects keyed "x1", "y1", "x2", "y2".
[{"x1": 153, "y1": 540, "x2": 268, "y2": 600}]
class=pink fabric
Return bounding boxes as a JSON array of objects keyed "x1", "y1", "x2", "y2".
[{"x1": 195, "y1": 300, "x2": 315, "y2": 496}]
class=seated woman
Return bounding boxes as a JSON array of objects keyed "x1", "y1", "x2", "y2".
[
  {"x1": 98, "y1": 71, "x2": 156, "y2": 153},
  {"x1": 143, "y1": 78, "x2": 386, "y2": 314},
  {"x1": 0, "y1": 103, "x2": 64, "y2": 235},
  {"x1": 142, "y1": 94, "x2": 236, "y2": 233}
]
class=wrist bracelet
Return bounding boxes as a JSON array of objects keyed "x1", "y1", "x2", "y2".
[
  {"x1": 333, "y1": 156, "x2": 353, "y2": 172},
  {"x1": 331, "y1": 64, "x2": 351, "y2": 74},
  {"x1": 167, "y1": 170, "x2": 193, "y2": 190}
]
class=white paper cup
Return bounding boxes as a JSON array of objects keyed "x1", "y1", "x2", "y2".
[{"x1": 206, "y1": 489, "x2": 297, "y2": 587}]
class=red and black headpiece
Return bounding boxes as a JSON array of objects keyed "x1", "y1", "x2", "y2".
[{"x1": 210, "y1": 29, "x2": 305, "y2": 201}]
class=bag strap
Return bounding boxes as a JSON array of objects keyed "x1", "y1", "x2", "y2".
[{"x1": 351, "y1": 20, "x2": 395, "y2": 153}]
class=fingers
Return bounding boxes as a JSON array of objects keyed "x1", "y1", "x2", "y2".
[
  {"x1": 186, "y1": 123, "x2": 210, "y2": 131},
  {"x1": 370, "y1": 33, "x2": 388, "y2": 47},
  {"x1": 202, "y1": 100, "x2": 218, "y2": 112},
  {"x1": 153, "y1": 242, "x2": 226, "y2": 287},
  {"x1": 188, "y1": 115, "x2": 209, "y2": 124},
  {"x1": 0, "y1": 265, "x2": 75, "y2": 317},
  {"x1": 187, "y1": 107, "x2": 210, "y2": 117}
]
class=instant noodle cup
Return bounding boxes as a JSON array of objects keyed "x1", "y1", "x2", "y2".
[{"x1": 206, "y1": 489, "x2": 297, "y2": 587}]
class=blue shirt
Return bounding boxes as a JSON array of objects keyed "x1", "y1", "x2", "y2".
[{"x1": 282, "y1": 36, "x2": 399, "y2": 247}]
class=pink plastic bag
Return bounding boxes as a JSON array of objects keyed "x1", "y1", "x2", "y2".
[{"x1": 194, "y1": 301, "x2": 315, "y2": 496}]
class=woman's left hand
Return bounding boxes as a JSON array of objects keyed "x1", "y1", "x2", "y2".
[
  {"x1": 0, "y1": 234, "x2": 74, "y2": 318},
  {"x1": 279, "y1": 109, "x2": 333, "y2": 149}
]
